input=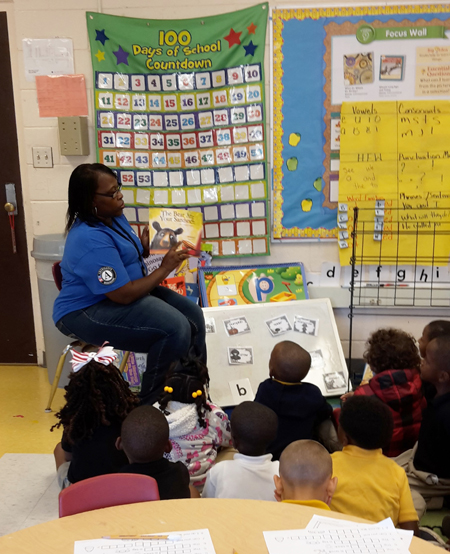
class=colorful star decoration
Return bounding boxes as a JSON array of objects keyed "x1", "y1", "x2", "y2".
[
  {"x1": 113, "y1": 45, "x2": 129, "y2": 66},
  {"x1": 247, "y1": 23, "x2": 257, "y2": 34},
  {"x1": 95, "y1": 50, "x2": 105, "y2": 62},
  {"x1": 243, "y1": 40, "x2": 257, "y2": 57},
  {"x1": 95, "y1": 29, "x2": 109, "y2": 46},
  {"x1": 224, "y1": 28, "x2": 242, "y2": 48}
]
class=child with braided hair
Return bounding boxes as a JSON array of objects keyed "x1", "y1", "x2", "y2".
[
  {"x1": 156, "y1": 356, "x2": 232, "y2": 491},
  {"x1": 51, "y1": 345, "x2": 139, "y2": 489}
]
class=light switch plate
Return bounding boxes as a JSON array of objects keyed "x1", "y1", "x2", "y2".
[{"x1": 32, "y1": 146, "x2": 53, "y2": 168}]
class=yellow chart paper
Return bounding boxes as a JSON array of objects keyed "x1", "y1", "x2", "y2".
[{"x1": 338, "y1": 100, "x2": 450, "y2": 266}]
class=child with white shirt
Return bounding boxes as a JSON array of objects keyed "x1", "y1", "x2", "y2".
[{"x1": 202, "y1": 401, "x2": 279, "y2": 500}]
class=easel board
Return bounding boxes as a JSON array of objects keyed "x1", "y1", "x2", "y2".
[{"x1": 204, "y1": 298, "x2": 348, "y2": 406}]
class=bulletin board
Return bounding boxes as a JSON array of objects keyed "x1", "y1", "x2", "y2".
[
  {"x1": 86, "y1": 5, "x2": 270, "y2": 258},
  {"x1": 204, "y1": 299, "x2": 348, "y2": 406},
  {"x1": 271, "y1": 4, "x2": 450, "y2": 244}
]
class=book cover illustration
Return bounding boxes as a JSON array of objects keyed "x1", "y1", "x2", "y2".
[{"x1": 149, "y1": 207, "x2": 203, "y2": 256}]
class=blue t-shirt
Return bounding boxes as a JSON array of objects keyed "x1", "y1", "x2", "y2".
[{"x1": 53, "y1": 215, "x2": 146, "y2": 323}]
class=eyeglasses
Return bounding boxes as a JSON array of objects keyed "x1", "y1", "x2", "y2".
[{"x1": 95, "y1": 182, "x2": 122, "y2": 199}]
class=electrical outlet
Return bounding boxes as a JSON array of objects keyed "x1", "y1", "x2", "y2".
[{"x1": 32, "y1": 146, "x2": 53, "y2": 168}]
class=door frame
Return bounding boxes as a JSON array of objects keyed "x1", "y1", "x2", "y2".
[{"x1": 2, "y1": 4, "x2": 44, "y2": 364}]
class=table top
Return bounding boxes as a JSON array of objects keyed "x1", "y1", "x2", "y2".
[{"x1": 0, "y1": 498, "x2": 441, "y2": 554}]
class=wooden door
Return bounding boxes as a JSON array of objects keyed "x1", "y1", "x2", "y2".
[{"x1": 0, "y1": 11, "x2": 37, "y2": 363}]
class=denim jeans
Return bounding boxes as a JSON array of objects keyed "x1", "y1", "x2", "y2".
[{"x1": 56, "y1": 286, "x2": 206, "y2": 405}]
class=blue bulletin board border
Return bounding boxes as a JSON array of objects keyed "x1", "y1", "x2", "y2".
[
  {"x1": 271, "y1": 4, "x2": 450, "y2": 241},
  {"x1": 198, "y1": 262, "x2": 308, "y2": 307}
]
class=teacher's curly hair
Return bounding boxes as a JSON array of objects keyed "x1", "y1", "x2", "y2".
[
  {"x1": 66, "y1": 163, "x2": 117, "y2": 233},
  {"x1": 50, "y1": 360, "x2": 139, "y2": 444},
  {"x1": 158, "y1": 356, "x2": 211, "y2": 428}
]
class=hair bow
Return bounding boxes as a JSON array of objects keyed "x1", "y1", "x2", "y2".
[{"x1": 70, "y1": 344, "x2": 118, "y2": 373}]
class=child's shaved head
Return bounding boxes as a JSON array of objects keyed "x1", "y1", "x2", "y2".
[
  {"x1": 279, "y1": 440, "x2": 332, "y2": 488},
  {"x1": 269, "y1": 341, "x2": 311, "y2": 383}
]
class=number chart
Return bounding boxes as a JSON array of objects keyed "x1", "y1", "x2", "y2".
[{"x1": 87, "y1": 4, "x2": 270, "y2": 257}]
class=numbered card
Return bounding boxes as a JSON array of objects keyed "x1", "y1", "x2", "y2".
[
  {"x1": 166, "y1": 134, "x2": 181, "y2": 150},
  {"x1": 163, "y1": 95, "x2": 178, "y2": 111},
  {"x1": 211, "y1": 70, "x2": 226, "y2": 88},
  {"x1": 100, "y1": 131, "x2": 115, "y2": 148},
  {"x1": 231, "y1": 107, "x2": 246, "y2": 125},
  {"x1": 180, "y1": 114, "x2": 196, "y2": 130},
  {"x1": 195, "y1": 72, "x2": 211, "y2": 90},
  {"x1": 161, "y1": 74, "x2": 177, "y2": 91},
  {"x1": 200, "y1": 150, "x2": 215, "y2": 166},
  {"x1": 150, "y1": 133, "x2": 165, "y2": 150},
  {"x1": 229, "y1": 88, "x2": 246, "y2": 105},
  {"x1": 135, "y1": 153, "x2": 150, "y2": 168},
  {"x1": 98, "y1": 73, "x2": 113, "y2": 89},
  {"x1": 178, "y1": 73, "x2": 194, "y2": 90},
  {"x1": 168, "y1": 153, "x2": 182, "y2": 168},
  {"x1": 116, "y1": 113, "x2": 132, "y2": 129},
  {"x1": 114, "y1": 74, "x2": 129, "y2": 91},
  {"x1": 102, "y1": 151, "x2": 116, "y2": 166},
  {"x1": 199, "y1": 112, "x2": 213, "y2": 129},
  {"x1": 248, "y1": 125, "x2": 263, "y2": 141},
  {"x1": 233, "y1": 127, "x2": 248, "y2": 143},
  {"x1": 131, "y1": 75, "x2": 146, "y2": 91},
  {"x1": 134, "y1": 133, "x2": 149, "y2": 149},
  {"x1": 213, "y1": 90, "x2": 228, "y2": 108},
  {"x1": 147, "y1": 95, "x2": 162, "y2": 112},
  {"x1": 115, "y1": 94, "x2": 130, "y2": 110},
  {"x1": 247, "y1": 104, "x2": 262, "y2": 122},
  {"x1": 184, "y1": 151, "x2": 200, "y2": 167},
  {"x1": 98, "y1": 92, "x2": 113, "y2": 109},
  {"x1": 227, "y1": 67, "x2": 244, "y2": 85},
  {"x1": 136, "y1": 171, "x2": 151, "y2": 186},
  {"x1": 196, "y1": 92, "x2": 211, "y2": 110},
  {"x1": 132, "y1": 94, "x2": 146, "y2": 111},
  {"x1": 99, "y1": 112, "x2": 114, "y2": 128},
  {"x1": 147, "y1": 75, "x2": 161, "y2": 91},
  {"x1": 249, "y1": 144, "x2": 264, "y2": 161},
  {"x1": 233, "y1": 146, "x2": 248, "y2": 162},
  {"x1": 120, "y1": 170, "x2": 135, "y2": 186},
  {"x1": 198, "y1": 130, "x2": 213, "y2": 147},
  {"x1": 180, "y1": 94, "x2": 195, "y2": 111},
  {"x1": 244, "y1": 64, "x2": 261, "y2": 82},
  {"x1": 182, "y1": 132, "x2": 197, "y2": 149},
  {"x1": 216, "y1": 128, "x2": 232, "y2": 146},
  {"x1": 216, "y1": 148, "x2": 231, "y2": 165},
  {"x1": 116, "y1": 132, "x2": 132, "y2": 148},
  {"x1": 148, "y1": 115, "x2": 163, "y2": 131},
  {"x1": 152, "y1": 152, "x2": 167, "y2": 167},
  {"x1": 246, "y1": 85, "x2": 261, "y2": 102},
  {"x1": 163, "y1": 114, "x2": 178, "y2": 131},
  {"x1": 118, "y1": 152, "x2": 133, "y2": 167},
  {"x1": 214, "y1": 110, "x2": 229, "y2": 126}
]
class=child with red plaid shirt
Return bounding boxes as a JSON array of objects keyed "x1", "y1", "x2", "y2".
[{"x1": 341, "y1": 328, "x2": 426, "y2": 457}]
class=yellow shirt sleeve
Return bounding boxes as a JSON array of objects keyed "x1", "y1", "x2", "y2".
[{"x1": 398, "y1": 470, "x2": 419, "y2": 523}]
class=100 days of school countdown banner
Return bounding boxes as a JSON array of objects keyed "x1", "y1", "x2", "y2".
[{"x1": 87, "y1": 5, "x2": 270, "y2": 258}]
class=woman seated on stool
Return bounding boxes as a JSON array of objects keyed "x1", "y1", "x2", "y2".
[{"x1": 53, "y1": 163, "x2": 206, "y2": 405}]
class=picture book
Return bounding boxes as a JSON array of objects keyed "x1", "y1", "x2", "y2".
[{"x1": 149, "y1": 207, "x2": 203, "y2": 256}]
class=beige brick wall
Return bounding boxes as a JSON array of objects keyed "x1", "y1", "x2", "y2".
[{"x1": 4, "y1": 0, "x2": 441, "y2": 363}]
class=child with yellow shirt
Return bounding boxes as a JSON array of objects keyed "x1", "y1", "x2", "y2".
[
  {"x1": 330, "y1": 396, "x2": 419, "y2": 534},
  {"x1": 274, "y1": 439, "x2": 337, "y2": 510}
]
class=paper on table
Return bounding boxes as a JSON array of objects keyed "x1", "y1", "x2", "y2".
[
  {"x1": 306, "y1": 515, "x2": 413, "y2": 549},
  {"x1": 263, "y1": 526, "x2": 410, "y2": 554},
  {"x1": 35, "y1": 74, "x2": 88, "y2": 117},
  {"x1": 74, "y1": 529, "x2": 216, "y2": 554}
]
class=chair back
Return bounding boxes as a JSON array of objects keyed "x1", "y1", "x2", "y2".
[
  {"x1": 52, "y1": 261, "x2": 63, "y2": 291},
  {"x1": 59, "y1": 473, "x2": 160, "y2": 517}
]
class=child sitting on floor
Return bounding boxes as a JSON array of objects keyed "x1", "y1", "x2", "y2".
[
  {"x1": 51, "y1": 345, "x2": 139, "y2": 489},
  {"x1": 341, "y1": 328, "x2": 426, "y2": 457},
  {"x1": 255, "y1": 341, "x2": 333, "y2": 460},
  {"x1": 156, "y1": 356, "x2": 232, "y2": 491},
  {"x1": 418, "y1": 319, "x2": 450, "y2": 358},
  {"x1": 117, "y1": 405, "x2": 192, "y2": 499},
  {"x1": 202, "y1": 401, "x2": 279, "y2": 501},
  {"x1": 331, "y1": 395, "x2": 419, "y2": 534},
  {"x1": 396, "y1": 336, "x2": 450, "y2": 518},
  {"x1": 274, "y1": 440, "x2": 337, "y2": 510}
]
